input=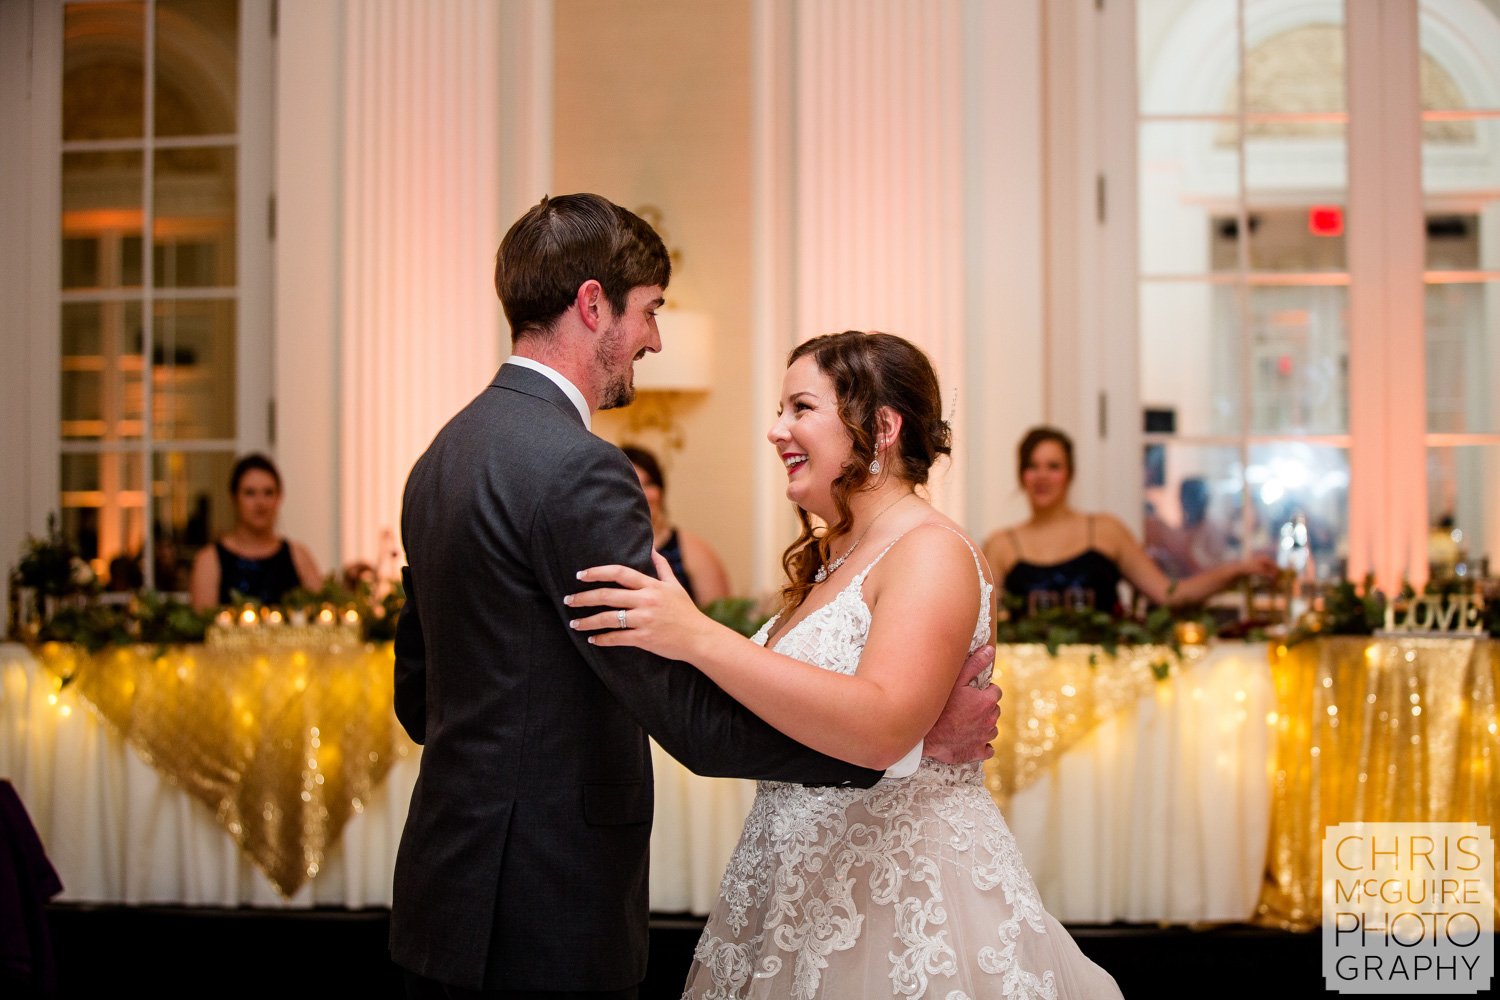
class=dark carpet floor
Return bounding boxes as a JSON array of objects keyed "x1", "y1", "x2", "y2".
[{"x1": 10, "y1": 904, "x2": 1367, "y2": 999}]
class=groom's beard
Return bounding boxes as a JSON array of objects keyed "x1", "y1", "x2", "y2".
[{"x1": 595, "y1": 319, "x2": 638, "y2": 411}]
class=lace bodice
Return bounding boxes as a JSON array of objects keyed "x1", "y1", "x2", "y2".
[{"x1": 754, "y1": 524, "x2": 994, "y2": 672}]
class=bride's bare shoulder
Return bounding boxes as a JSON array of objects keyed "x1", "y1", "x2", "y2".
[{"x1": 879, "y1": 519, "x2": 990, "y2": 586}]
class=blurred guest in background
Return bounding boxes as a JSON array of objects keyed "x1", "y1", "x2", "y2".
[
  {"x1": 103, "y1": 524, "x2": 187, "y2": 594},
  {"x1": 983, "y1": 426, "x2": 1276, "y2": 617},
  {"x1": 188, "y1": 453, "x2": 323, "y2": 611},
  {"x1": 1144, "y1": 475, "x2": 1236, "y2": 579},
  {"x1": 622, "y1": 444, "x2": 732, "y2": 608}
]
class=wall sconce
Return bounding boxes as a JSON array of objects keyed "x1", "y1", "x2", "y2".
[{"x1": 628, "y1": 308, "x2": 713, "y2": 453}]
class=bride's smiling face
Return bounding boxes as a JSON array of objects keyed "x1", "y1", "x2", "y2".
[{"x1": 768, "y1": 354, "x2": 852, "y2": 518}]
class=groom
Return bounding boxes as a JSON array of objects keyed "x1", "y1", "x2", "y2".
[{"x1": 391, "y1": 193, "x2": 1000, "y2": 999}]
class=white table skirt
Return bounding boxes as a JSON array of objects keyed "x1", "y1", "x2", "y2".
[
  {"x1": 1, "y1": 641, "x2": 1271, "y2": 919},
  {"x1": 1002, "y1": 642, "x2": 1274, "y2": 923},
  {"x1": 0, "y1": 643, "x2": 419, "y2": 907}
]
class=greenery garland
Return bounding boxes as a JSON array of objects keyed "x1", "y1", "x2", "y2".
[
  {"x1": 992, "y1": 596, "x2": 1202, "y2": 679},
  {"x1": 13, "y1": 519, "x2": 1497, "y2": 654}
]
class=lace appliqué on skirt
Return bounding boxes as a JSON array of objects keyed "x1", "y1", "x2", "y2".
[{"x1": 682, "y1": 541, "x2": 1120, "y2": 999}]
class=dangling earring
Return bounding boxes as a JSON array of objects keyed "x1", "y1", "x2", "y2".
[{"x1": 869, "y1": 438, "x2": 882, "y2": 476}]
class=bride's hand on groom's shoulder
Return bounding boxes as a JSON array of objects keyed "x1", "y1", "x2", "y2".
[{"x1": 566, "y1": 551, "x2": 722, "y2": 662}]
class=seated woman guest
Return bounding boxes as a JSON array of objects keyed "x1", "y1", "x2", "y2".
[
  {"x1": 189, "y1": 453, "x2": 323, "y2": 611},
  {"x1": 621, "y1": 445, "x2": 732, "y2": 608},
  {"x1": 983, "y1": 425, "x2": 1276, "y2": 616}
]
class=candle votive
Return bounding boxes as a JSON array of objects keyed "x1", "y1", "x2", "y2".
[{"x1": 1174, "y1": 620, "x2": 1207, "y2": 646}]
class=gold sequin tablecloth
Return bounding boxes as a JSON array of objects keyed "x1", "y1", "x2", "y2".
[
  {"x1": 0, "y1": 640, "x2": 418, "y2": 903},
  {"x1": 1255, "y1": 636, "x2": 1500, "y2": 930}
]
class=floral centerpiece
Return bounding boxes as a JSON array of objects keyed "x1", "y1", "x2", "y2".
[
  {"x1": 15, "y1": 514, "x2": 96, "y2": 596},
  {"x1": 8, "y1": 514, "x2": 100, "y2": 639}
]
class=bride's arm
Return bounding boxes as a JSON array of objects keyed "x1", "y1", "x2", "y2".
[{"x1": 568, "y1": 524, "x2": 981, "y2": 770}]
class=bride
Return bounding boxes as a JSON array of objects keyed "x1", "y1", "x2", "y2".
[{"x1": 570, "y1": 331, "x2": 1123, "y2": 999}]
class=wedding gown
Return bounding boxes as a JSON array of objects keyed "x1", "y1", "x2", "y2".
[{"x1": 681, "y1": 531, "x2": 1124, "y2": 1000}]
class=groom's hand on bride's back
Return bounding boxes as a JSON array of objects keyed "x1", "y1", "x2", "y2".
[{"x1": 923, "y1": 645, "x2": 1001, "y2": 764}]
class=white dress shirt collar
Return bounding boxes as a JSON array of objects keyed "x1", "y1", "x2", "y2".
[{"x1": 504, "y1": 355, "x2": 591, "y2": 430}]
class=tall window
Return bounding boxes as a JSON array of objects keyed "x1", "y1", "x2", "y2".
[
  {"x1": 58, "y1": 0, "x2": 268, "y2": 592},
  {"x1": 1419, "y1": 1, "x2": 1500, "y2": 585},
  {"x1": 1135, "y1": 0, "x2": 1500, "y2": 591}
]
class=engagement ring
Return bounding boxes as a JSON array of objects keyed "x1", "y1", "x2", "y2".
[{"x1": 617, "y1": 610, "x2": 628, "y2": 629}]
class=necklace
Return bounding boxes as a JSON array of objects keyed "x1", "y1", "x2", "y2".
[{"x1": 813, "y1": 491, "x2": 912, "y2": 583}]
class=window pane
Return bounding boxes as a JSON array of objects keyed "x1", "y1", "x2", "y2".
[
  {"x1": 62, "y1": 150, "x2": 144, "y2": 290},
  {"x1": 1418, "y1": 1, "x2": 1500, "y2": 116},
  {"x1": 1425, "y1": 214, "x2": 1481, "y2": 271},
  {"x1": 1246, "y1": 442, "x2": 1348, "y2": 581},
  {"x1": 1140, "y1": 281, "x2": 1242, "y2": 436},
  {"x1": 60, "y1": 450, "x2": 146, "y2": 579},
  {"x1": 1214, "y1": 206, "x2": 1349, "y2": 274},
  {"x1": 1248, "y1": 285, "x2": 1347, "y2": 435},
  {"x1": 155, "y1": 145, "x2": 237, "y2": 288},
  {"x1": 153, "y1": 298, "x2": 236, "y2": 440},
  {"x1": 151, "y1": 449, "x2": 236, "y2": 593},
  {"x1": 63, "y1": 2, "x2": 145, "y2": 141},
  {"x1": 1242, "y1": 2, "x2": 1346, "y2": 116},
  {"x1": 155, "y1": 0, "x2": 239, "y2": 137},
  {"x1": 1426, "y1": 282, "x2": 1500, "y2": 434},
  {"x1": 1138, "y1": 0, "x2": 1238, "y2": 116},
  {"x1": 1142, "y1": 443, "x2": 1251, "y2": 581},
  {"x1": 60, "y1": 301, "x2": 144, "y2": 441},
  {"x1": 1140, "y1": 121, "x2": 1240, "y2": 277},
  {"x1": 1427, "y1": 445, "x2": 1500, "y2": 578},
  {"x1": 1421, "y1": 115, "x2": 1499, "y2": 243}
]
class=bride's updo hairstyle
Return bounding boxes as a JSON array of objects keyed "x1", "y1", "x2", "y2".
[{"x1": 780, "y1": 331, "x2": 953, "y2": 612}]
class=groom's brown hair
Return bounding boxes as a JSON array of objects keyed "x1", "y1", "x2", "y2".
[{"x1": 496, "y1": 193, "x2": 671, "y2": 342}]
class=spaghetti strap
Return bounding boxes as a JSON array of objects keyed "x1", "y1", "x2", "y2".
[
  {"x1": 1007, "y1": 528, "x2": 1024, "y2": 560},
  {"x1": 852, "y1": 521, "x2": 989, "y2": 586},
  {"x1": 929, "y1": 522, "x2": 988, "y2": 581},
  {"x1": 847, "y1": 523, "x2": 994, "y2": 654}
]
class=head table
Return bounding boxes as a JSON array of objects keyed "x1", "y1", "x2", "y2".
[{"x1": 1, "y1": 635, "x2": 1495, "y2": 926}]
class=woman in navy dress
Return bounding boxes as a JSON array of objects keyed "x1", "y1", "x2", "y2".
[
  {"x1": 622, "y1": 444, "x2": 732, "y2": 608},
  {"x1": 982, "y1": 426, "x2": 1275, "y2": 617},
  {"x1": 188, "y1": 453, "x2": 323, "y2": 610}
]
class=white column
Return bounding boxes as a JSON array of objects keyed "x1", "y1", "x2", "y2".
[
  {"x1": 336, "y1": 0, "x2": 551, "y2": 569},
  {"x1": 0, "y1": 1, "x2": 63, "y2": 619},
  {"x1": 779, "y1": 0, "x2": 970, "y2": 514},
  {"x1": 961, "y1": 0, "x2": 1046, "y2": 541},
  {"x1": 1346, "y1": 0, "x2": 1426, "y2": 593}
]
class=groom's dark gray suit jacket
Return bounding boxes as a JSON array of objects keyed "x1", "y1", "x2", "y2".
[{"x1": 390, "y1": 364, "x2": 881, "y2": 992}]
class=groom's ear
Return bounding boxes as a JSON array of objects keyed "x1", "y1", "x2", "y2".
[{"x1": 575, "y1": 280, "x2": 606, "y2": 332}]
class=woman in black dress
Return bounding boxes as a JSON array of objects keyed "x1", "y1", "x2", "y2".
[
  {"x1": 188, "y1": 453, "x2": 323, "y2": 610},
  {"x1": 982, "y1": 426, "x2": 1275, "y2": 617},
  {"x1": 621, "y1": 444, "x2": 731, "y2": 608}
]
